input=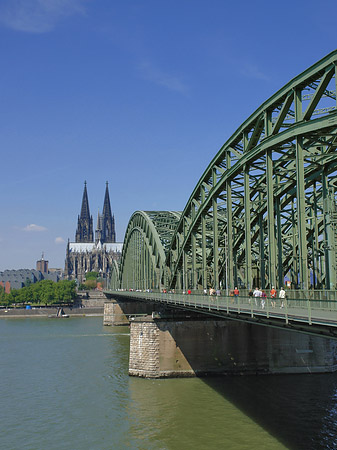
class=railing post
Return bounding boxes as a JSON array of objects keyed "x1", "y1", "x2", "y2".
[
  {"x1": 284, "y1": 297, "x2": 289, "y2": 324},
  {"x1": 266, "y1": 296, "x2": 269, "y2": 318},
  {"x1": 307, "y1": 296, "x2": 312, "y2": 325}
]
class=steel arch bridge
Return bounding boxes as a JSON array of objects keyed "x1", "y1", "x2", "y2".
[{"x1": 113, "y1": 50, "x2": 337, "y2": 294}]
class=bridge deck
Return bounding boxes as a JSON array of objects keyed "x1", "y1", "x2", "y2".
[{"x1": 105, "y1": 290, "x2": 337, "y2": 339}]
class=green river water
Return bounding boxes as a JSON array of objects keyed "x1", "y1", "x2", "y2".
[{"x1": 1, "y1": 316, "x2": 337, "y2": 450}]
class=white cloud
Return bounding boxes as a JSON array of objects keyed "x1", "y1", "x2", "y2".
[
  {"x1": 23, "y1": 224, "x2": 47, "y2": 232},
  {"x1": 138, "y1": 61, "x2": 188, "y2": 94},
  {"x1": 55, "y1": 236, "x2": 65, "y2": 244},
  {"x1": 0, "y1": 0, "x2": 88, "y2": 33}
]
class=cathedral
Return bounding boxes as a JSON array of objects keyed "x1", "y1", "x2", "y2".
[{"x1": 64, "y1": 182, "x2": 123, "y2": 283}]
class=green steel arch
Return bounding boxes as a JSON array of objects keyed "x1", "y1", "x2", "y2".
[
  {"x1": 119, "y1": 50, "x2": 337, "y2": 293},
  {"x1": 119, "y1": 211, "x2": 181, "y2": 290},
  {"x1": 108, "y1": 258, "x2": 120, "y2": 290}
]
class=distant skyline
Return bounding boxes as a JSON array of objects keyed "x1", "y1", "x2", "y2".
[{"x1": 0, "y1": 0, "x2": 336, "y2": 270}]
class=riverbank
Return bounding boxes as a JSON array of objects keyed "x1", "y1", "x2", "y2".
[{"x1": 0, "y1": 306, "x2": 103, "y2": 318}]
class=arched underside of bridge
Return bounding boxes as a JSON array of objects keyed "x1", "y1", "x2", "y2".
[
  {"x1": 118, "y1": 211, "x2": 181, "y2": 290},
  {"x1": 118, "y1": 50, "x2": 337, "y2": 292}
]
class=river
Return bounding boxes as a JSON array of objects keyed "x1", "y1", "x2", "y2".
[{"x1": 1, "y1": 316, "x2": 337, "y2": 450}]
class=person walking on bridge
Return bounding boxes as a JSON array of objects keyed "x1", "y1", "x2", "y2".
[
  {"x1": 253, "y1": 287, "x2": 261, "y2": 306},
  {"x1": 270, "y1": 286, "x2": 277, "y2": 308},
  {"x1": 233, "y1": 287, "x2": 239, "y2": 303},
  {"x1": 279, "y1": 287, "x2": 286, "y2": 308}
]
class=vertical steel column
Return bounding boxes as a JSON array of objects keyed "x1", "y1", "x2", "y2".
[
  {"x1": 275, "y1": 188, "x2": 283, "y2": 287},
  {"x1": 142, "y1": 235, "x2": 145, "y2": 290},
  {"x1": 182, "y1": 217, "x2": 188, "y2": 291},
  {"x1": 258, "y1": 192, "x2": 265, "y2": 289},
  {"x1": 295, "y1": 137, "x2": 309, "y2": 290},
  {"x1": 267, "y1": 153, "x2": 277, "y2": 287},
  {"x1": 145, "y1": 243, "x2": 149, "y2": 290},
  {"x1": 132, "y1": 232, "x2": 136, "y2": 290},
  {"x1": 183, "y1": 245, "x2": 187, "y2": 292},
  {"x1": 313, "y1": 183, "x2": 321, "y2": 287},
  {"x1": 295, "y1": 88, "x2": 309, "y2": 290},
  {"x1": 141, "y1": 235, "x2": 144, "y2": 290},
  {"x1": 176, "y1": 270, "x2": 181, "y2": 290},
  {"x1": 322, "y1": 170, "x2": 336, "y2": 289},
  {"x1": 265, "y1": 109, "x2": 277, "y2": 288},
  {"x1": 291, "y1": 201, "x2": 298, "y2": 288},
  {"x1": 138, "y1": 233, "x2": 141, "y2": 290},
  {"x1": 176, "y1": 237, "x2": 182, "y2": 290},
  {"x1": 212, "y1": 169, "x2": 219, "y2": 290},
  {"x1": 136, "y1": 232, "x2": 139, "y2": 290},
  {"x1": 150, "y1": 250, "x2": 154, "y2": 289},
  {"x1": 308, "y1": 203, "x2": 315, "y2": 289},
  {"x1": 191, "y1": 203, "x2": 197, "y2": 290},
  {"x1": 244, "y1": 162, "x2": 252, "y2": 289},
  {"x1": 201, "y1": 186, "x2": 207, "y2": 289},
  {"x1": 226, "y1": 151, "x2": 234, "y2": 290}
]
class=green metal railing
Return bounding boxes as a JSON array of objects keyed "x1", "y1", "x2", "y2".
[{"x1": 106, "y1": 289, "x2": 337, "y2": 329}]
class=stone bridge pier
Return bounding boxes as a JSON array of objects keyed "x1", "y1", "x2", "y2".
[
  {"x1": 103, "y1": 298, "x2": 337, "y2": 378},
  {"x1": 128, "y1": 316, "x2": 337, "y2": 378},
  {"x1": 103, "y1": 298, "x2": 154, "y2": 326}
]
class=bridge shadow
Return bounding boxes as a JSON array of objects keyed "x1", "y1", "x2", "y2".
[
  {"x1": 154, "y1": 316, "x2": 337, "y2": 449},
  {"x1": 201, "y1": 372, "x2": 337, "y2": 450}
]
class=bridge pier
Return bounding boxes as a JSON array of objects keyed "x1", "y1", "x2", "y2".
[
  {"x1": 129, "y1": 317, "x2": 337, "y2": 378},
  {"x1": 103, "y1": 298, "x2": 155, "y2": 326}
]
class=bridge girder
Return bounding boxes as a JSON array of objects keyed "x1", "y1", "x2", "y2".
[{"x1": 119, "y1": 50, "x2": 337, "y2": 292}]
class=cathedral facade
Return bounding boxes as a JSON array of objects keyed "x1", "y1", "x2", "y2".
[{"x1": 64, "y1": 182, "x2": 123, "y2": 283}]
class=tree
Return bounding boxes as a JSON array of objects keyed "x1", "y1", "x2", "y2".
[
  {"x1": 39, "y1": 280, "x2": 56, "y2": 305},
  {"x1": 15, "y1": 286, "x2": 33, "y2": 304},
  {"x1": 0, "y1": 285, "x2": 11, "y2": 307},
  {"x1": 0, "y1": 279, "x2": 77, "y2": 306},
  {"x1": 55, "y1": 280, "x2": 76, "y2": 303},
  {"x1": 85, "y1": 271, "x2": 99, "y2": 280}
]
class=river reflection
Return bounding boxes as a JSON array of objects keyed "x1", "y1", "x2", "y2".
[{"x1": 1, "y1": 317, "x2": 337, "y2": 450}]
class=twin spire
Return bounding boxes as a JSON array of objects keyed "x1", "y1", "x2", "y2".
[{"x1": 75, "y1": 181, "x2": 116, "y2": 244}]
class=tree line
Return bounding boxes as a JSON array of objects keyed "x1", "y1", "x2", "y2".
[{"x1": 0, "y1": 279, "x2": 77, "y2": 307}]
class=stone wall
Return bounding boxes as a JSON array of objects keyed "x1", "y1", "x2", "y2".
[
  {"x1": 0, "y1": 307, "x2": 103, "y2": 318},
  {"x1": 129, "y1": 320, "x2": 160, "y2": 377},
  {"x1": 77, "y1": 290, "x2": 107, "y2": 307},
  {"x1": 129, "y1": 317, "x2": 337, "y2": 378},
  {"x1": 103, "y1": 299, "x2": 154, "y2": 326}
]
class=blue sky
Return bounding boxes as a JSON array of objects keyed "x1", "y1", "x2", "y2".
[{"x1": 0, "y1": 0, "x2": 336, "y2": 270}]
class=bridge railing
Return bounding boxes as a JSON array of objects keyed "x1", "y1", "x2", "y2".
[{"x1": 107, "y1": 289, "x2": 337, "y2": 328}]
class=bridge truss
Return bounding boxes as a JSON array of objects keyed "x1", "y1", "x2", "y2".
[{"x1": 115, "y1": 50, "x2": 337, "y2": 293}]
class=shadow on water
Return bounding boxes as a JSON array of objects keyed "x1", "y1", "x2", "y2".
[
  {"x1": 201, "y1": 372, "x2": 337, "y2": 450},
  {"x1": 147, "y1": 318, "x2": 337, "y2": 449}
]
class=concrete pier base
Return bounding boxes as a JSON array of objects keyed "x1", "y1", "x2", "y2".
[{"x1": 129, "y1": 317, "x2": 337, "y2": 378}]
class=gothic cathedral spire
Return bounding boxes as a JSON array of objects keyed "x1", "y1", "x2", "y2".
[
  {"x1": 75, "y1": 181, "x2": 94, "y2": 243},
  {"x1": 101, "y1": 181, "x2": 116, "y2": 243}
]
